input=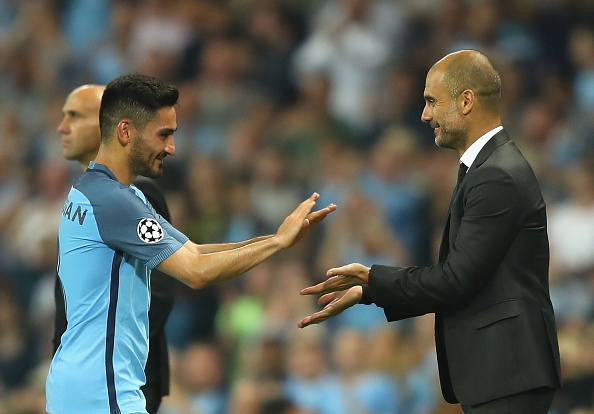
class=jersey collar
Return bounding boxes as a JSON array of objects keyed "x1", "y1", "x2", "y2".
[{"x1": 87, "y1": 161, "x2": 118, "y2": 181}]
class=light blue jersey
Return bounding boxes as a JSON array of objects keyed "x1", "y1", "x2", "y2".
[{"x1": 47, "y1": 162, "x2": 188, "y2": 414}]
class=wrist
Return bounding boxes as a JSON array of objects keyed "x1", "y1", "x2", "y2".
[
  {"x1": 270, "y1": 234, "x2": 282, "y2": 249},
  {"x1": 359, "y1": 285, "x2": 373, "y2": 305}
]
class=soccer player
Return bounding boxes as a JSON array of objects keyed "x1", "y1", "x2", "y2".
[
  {"x1": 46, "y1": 74, "x2": 336, "y2": 414},
  {"x1": 55, "y1": 84, "x2": 175, "y2": 413}
]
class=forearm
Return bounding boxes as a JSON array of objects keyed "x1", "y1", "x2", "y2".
[
  {"x1": 158, "y1": 236, "x2": 282, "y2": 289},
  {"x1": 198, "y1": 236, "x2": 282, "y2": 285},
  {"x1": 160, "y1": 192, "x2": 333, "y2": 288},
  {"x1": 194, "y1": 235, "x2": 274, "y2": 254}
]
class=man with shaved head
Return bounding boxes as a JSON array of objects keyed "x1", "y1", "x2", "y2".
[
  {"x1": 58, "y1": 85, "x2": 105, "y2": 166},
  {"x1": 55, "y1": 84, "x2": 176, "y2": 413},
  {"x1": 299, "y1": 50, "x2": 561, "y2": 413}
]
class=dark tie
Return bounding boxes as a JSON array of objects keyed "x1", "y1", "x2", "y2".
[
  {"x1": 457, "y1": 162, "x2": 468, "y2": 185},
  {"x1": 439, "y1": 162, "x2": 468, "y2": 263}
]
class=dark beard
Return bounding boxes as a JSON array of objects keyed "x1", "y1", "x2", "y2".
[
  {"x1": 129, "y1": 135, "x2": 163, "y2": 178},
  {"x1": 436, "y1": 125, "x2": 468, "y2": 152},
  {"x1": 435, "y1": 105, "x2": 468, "y2": 152}
]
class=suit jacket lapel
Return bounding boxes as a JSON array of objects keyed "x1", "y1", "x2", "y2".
[
  {"x1": 467, "y1": 129, "x2": 510, "y2": 174},
  {"x1": 438, "y1": 129, "x2": 510, "y2": 264}
]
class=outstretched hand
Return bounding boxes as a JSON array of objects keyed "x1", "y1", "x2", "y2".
[
  {"x1": 297, "y1": 263, "x2": 370, "y2": 328},
  {"x1": 291, "y1": 199, "x2": 337, "y2": 247},
  {"x1": 275, "y1": 193, "x2": 337, "y2": 249},
  {"x1": 298, "y1": 286, "x2": 363, "y2": 328},
  {"x1": 299, "y1": 263, "x2": 370, "y2": 296}
]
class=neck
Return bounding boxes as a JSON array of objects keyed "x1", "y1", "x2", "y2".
[
  {"x1": 94, "y1": 145, "x2": 135, "y2": 186},
  {"x1": 458, "y1": 117, "x2": 502, "y2": 156}
]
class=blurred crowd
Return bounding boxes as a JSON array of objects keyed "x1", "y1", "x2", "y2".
[{"x1": 1, "y1": 0, "x2": 594, "y2": 413}]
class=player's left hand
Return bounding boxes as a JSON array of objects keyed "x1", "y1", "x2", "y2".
[
  {"x1": 289, "y1": 201, "x2": 337, "y2": 248},
  {"x1": 275, "y1": 193, "x2": 336, "y2": 249}
]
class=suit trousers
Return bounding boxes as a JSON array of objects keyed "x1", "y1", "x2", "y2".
[{"x1": 461, "y1": 387, "x2": 555, "y2": 414}]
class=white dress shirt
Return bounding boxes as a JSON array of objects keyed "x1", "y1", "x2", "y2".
[{"x1": 459, "y1": 125, "x2": 503, "y2": 170}]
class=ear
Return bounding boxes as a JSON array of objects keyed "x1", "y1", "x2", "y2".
[
  {"x1": 458, "y1": 89, "x2": 475, "y2": 115},
  {"x1": 116, "y1": 120, "x2": 135, "y2": 146}
]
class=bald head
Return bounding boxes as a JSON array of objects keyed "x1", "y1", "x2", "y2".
[
  {"x1": 431, "y1": 50, "x2": 501, "y2": 114},
  {"x1": 58, "y1": 84, "x2": 106, "y2": 169},
  {"x1": 421, "y1": 50, "x2": 503, "y2": 154},
  {"x1": 71, "y1": 84, "x2": 105, "y2": 102}
]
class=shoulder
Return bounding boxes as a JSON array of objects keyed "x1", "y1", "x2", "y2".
[
  {"x1": 465, "y1": 140, "x2": 544, "y2": 211},
  {"x1": 76, "y1": 170, "x2": 129, "y2": 199},
  {"x1": 470, "y1": 131, "x2": 536, "y2": 183},
  {"x1": 484, "y1": 140, "x2": 540, "y2": 189},
  {"x1": 76, "y1": 171, "x2": 149, "y2": 215}
]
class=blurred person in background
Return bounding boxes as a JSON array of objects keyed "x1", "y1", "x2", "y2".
[
  {"x1": 227, "y1": 377, "x2": 262, "y2": 414},
  {"x1": 126, "y1": 0, "x2": 193, "y2": 82},
  {"x1": 548, "y1": 158, "x2": 594, "y2": 323},
  {"x1": 192, "y1": 36, "x2": 263, "y2": 156},
  {"x1": 377, "y1": 317, "x2": 441, "y2": 414},
  {"x1": 3, "y1": 159, "x2": 70, "y2": 310},
  {"x1": 284, "y1": 331, "x2": 343, "y2": 414},
  {"x1": 261, "y1": 70, "x2": 354, "y2": 209},
  {"x1": 358, "y1": 126, "x2": 433, "y2": 265},
  {"x1": 374, "y1": 64, "x2": 429, "y2": 144},
  {"x1": 164, "y1": 155, "x2": 230, "y2": 350},
  {"x1": 330, "y1": 327, "x2": 401, "y2": 413},
  {"x1": 55, "y1": 84, "x2": 176, "y2": 413},
  {"x1": 249, "y1": 147, "x2": 304, "y2": 235},
  {"x1": 0, "y1": 278, "x2": 38, "y2": 394},
  {"x1": 293, "y1": 0, "x2": 408, "y2": 144},
  {"x1": 244, "y1": 333, "x2": 288, "y2": 402},
  {"x1": 179, "y1": 341, "x2": 228, "y2": 414},
  {"x1": 246, "y1": 2, "x2": 303, "y2": 106},
  {"x1": 61, "y1": 0, "x2": 110, "y2": 61},
  {"x1": 568, "y1": 25, "x2": 594, "y2": 116},
  {"x1": 299, "y1": 50, "x2": 562, "y2": 414},
  {"x1": 214, "y1": 259, "x2": 319, "y2": 381}
]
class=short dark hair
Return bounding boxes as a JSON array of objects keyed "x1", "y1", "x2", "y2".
[{"x1": 99, "y1": 74, "x2": 179, "y2": 142}]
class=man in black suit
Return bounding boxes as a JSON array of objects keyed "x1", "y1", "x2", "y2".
[
  {"x1": 55, "y1": 85, "x2": 174, "y2": 414},
  {"x1": 298, "y1": 50, "x2": 562, "y2": 413}
]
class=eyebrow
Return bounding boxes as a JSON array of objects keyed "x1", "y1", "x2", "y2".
[{"x1": 159, "y1": 127, "x2": 177, "y2": 134}]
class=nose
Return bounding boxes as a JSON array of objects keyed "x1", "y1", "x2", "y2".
[
  {"x1": 165, "y1": 137, "x2": 175, "y2": 156},
  {"x1": 57, "y1": 118, "x2": 69, "y2": 134},
  {"x1": 421, "y1": 104, "x2": 432, "y2": 124}
]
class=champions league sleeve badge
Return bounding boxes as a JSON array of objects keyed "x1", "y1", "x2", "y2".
[{"x1": 137, "y1": 218, "x2": 164, "y2": 243}]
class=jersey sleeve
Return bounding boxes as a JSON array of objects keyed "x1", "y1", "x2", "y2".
[
  {"x1": 130, "y1": 184, "x2": 189, "y2": 246},
  {"x1": 93, "y1": 186, "x2": 186, "y2": 269}
]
